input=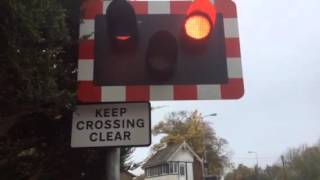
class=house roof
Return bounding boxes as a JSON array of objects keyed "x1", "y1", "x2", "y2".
[
  {"x1": 143, "y1": 142, "x2": 203, "y2": 168},
  {"x1": 143, "y1": 144, "x2": 180, "y2": 168}
]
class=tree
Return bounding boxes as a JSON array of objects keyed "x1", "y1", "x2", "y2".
[
  {"x1": 0, "y1": 0, "x2": 137, "y2": 179},
  {"x1": 120, "y1": 147, "x2": 142, "y2": 171},
  {"x1": 224, "y1": 164, "x2": 271, "y2": 180},
  {"x1": 264, "y1": 165, "x2": 283, "y2": 180},
  {"x1": 0, "y1": 0, "x2": 77, "y2": 137},
  {"x1": 224, "y1": 141, "x2": 320, "y2": 180},
  {"x1": 225, "y1": 164, "x2": 252, "y2": 180},
  {"x1": 152, "y1": 110, "x2": 230, "y2": 175},
  {"x1": 284, "y1": 145, "x2": 320, "y2": 180}
]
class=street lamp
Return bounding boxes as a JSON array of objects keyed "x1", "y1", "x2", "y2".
[
  {"x1": 202, "y1": 113, "x2": 218, "y2": 179},
  {"x1": 248, "y1": 151, "x2": 259, "y2": 180},
  {"x1": 248, "y1": 151, "x2": 259, "y2": 166},
  {"x1": 203, "y1": 113, "x2": 218, "y2": 118}
]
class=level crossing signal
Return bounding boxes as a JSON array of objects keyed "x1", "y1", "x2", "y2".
[{"x1": 77, "y1": 0, "x2": 244, "y2": 102}]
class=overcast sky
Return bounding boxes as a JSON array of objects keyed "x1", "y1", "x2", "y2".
[{"x1": 132, "y1": 0, "x2": 320, "y2": 175}]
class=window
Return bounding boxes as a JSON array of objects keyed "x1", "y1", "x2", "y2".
[
  {"x1": 156, "y1": 166, "x2": 159, "y2": 176},
  {"x1": 152, "y1": 167, "x2": 156, "y2": 176},
  {"x1": 174, "y1": 162, "x2": 178, "y2": 173},
  {"x1": 146, "y1": 168, "x2": 150, "y2": 177},
  {"x1": 147, "y1": 163, "x2": 181, "y2": 177},
  {"x1": 169, "y1": 163, "x2": 174, "y2": 173},
  {"x1": 165, "y1": 164, "x2": 169, "y2": 174},
  {"x1": 158, "y1": 164, "x2": 169, "y2": 175},
  {"x1": 180, "y1": 164, "x2": 185, "y2": 176}
]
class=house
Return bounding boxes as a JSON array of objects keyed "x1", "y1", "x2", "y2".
[
  {"x1": 143, "y1": 142, "x2": 203, "y2": 180},
  {"x1": 121, "y1": 171, "x2": 136, "y2": 180},
  {"x1": 134, "y1": 174, "x2": 146, "y2": 180}
]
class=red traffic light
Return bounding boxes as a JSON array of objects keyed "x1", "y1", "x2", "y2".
[
  {"x1": 116, "y1": 35, "x2": 131, "y2": 41},
  {"x1": 185, "y1": 13, "x2": 212, "y2": 40},
  {"x1": 186, "y1": 0, "x2": 216, "y2": 39}
]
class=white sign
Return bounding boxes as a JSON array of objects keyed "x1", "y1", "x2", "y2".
[{"x1": 71, "y1": 102, "x2": 151, "y2": 148}]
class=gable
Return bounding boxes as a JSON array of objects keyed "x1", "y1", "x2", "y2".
[
  {"x1": 170, "y1": 149, "x2": 194, "y2": 162},
  {"x1": 143, "y1": 144, "x2": 180, "y2": 168},
  {"x1": 168, "y1": 142, "x2": 203, "y2": 163},
  {"x1": 143, "y1": 142, "x2": 203, "y2": 169}
]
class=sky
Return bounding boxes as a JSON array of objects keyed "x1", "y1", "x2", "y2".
[{"x1": 131, "y1": 0, "x2": 320, "y2": 175}]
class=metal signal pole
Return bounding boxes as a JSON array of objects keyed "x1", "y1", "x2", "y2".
[{"x1": 106, "y1": 148, "x2": 120, "y2": 180}]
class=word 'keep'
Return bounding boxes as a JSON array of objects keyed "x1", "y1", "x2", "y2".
[{"x1": 96, "y1": 108, "x2": 127, "y2": 117}]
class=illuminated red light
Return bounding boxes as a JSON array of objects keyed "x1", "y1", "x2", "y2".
[
  {"x1": 116, "y1": 36, "x2": 131, "y2": 41},
  {"x1": 185, "y1": 14, "x2": 211, "y2": 40},
  {"x1": 186, "y1": 0, "x2": 216, "y2": 30}
]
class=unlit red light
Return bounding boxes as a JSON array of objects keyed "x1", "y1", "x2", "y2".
[
  {"x1": 185, "y1": 15, "x2": 211, "y2": 40},
  {"x1": 116, "y1": 36, "x2": 131, "y2": 41}
]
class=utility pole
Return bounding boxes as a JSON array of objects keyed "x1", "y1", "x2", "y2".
[
  {"x1": 281, "y1": 155, "x2": 288, "y2": 180},
  {"x1": 106, "y1": 148, "x2": 120, "y2": 180},
  {"x1": 248, "y1": 151, "x2": 259, "y2": 180}
]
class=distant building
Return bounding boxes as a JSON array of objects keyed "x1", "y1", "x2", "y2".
[{"x1": 143, "y1": 142, "x2": 203, "y2": 180}]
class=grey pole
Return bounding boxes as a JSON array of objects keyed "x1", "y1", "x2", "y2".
[
  {"x1": 106, "y1": 148, "x2": 120, "y2": 180},
  {"x1": 281, "y1": 155, "x2": 288, "y2": 180}
]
